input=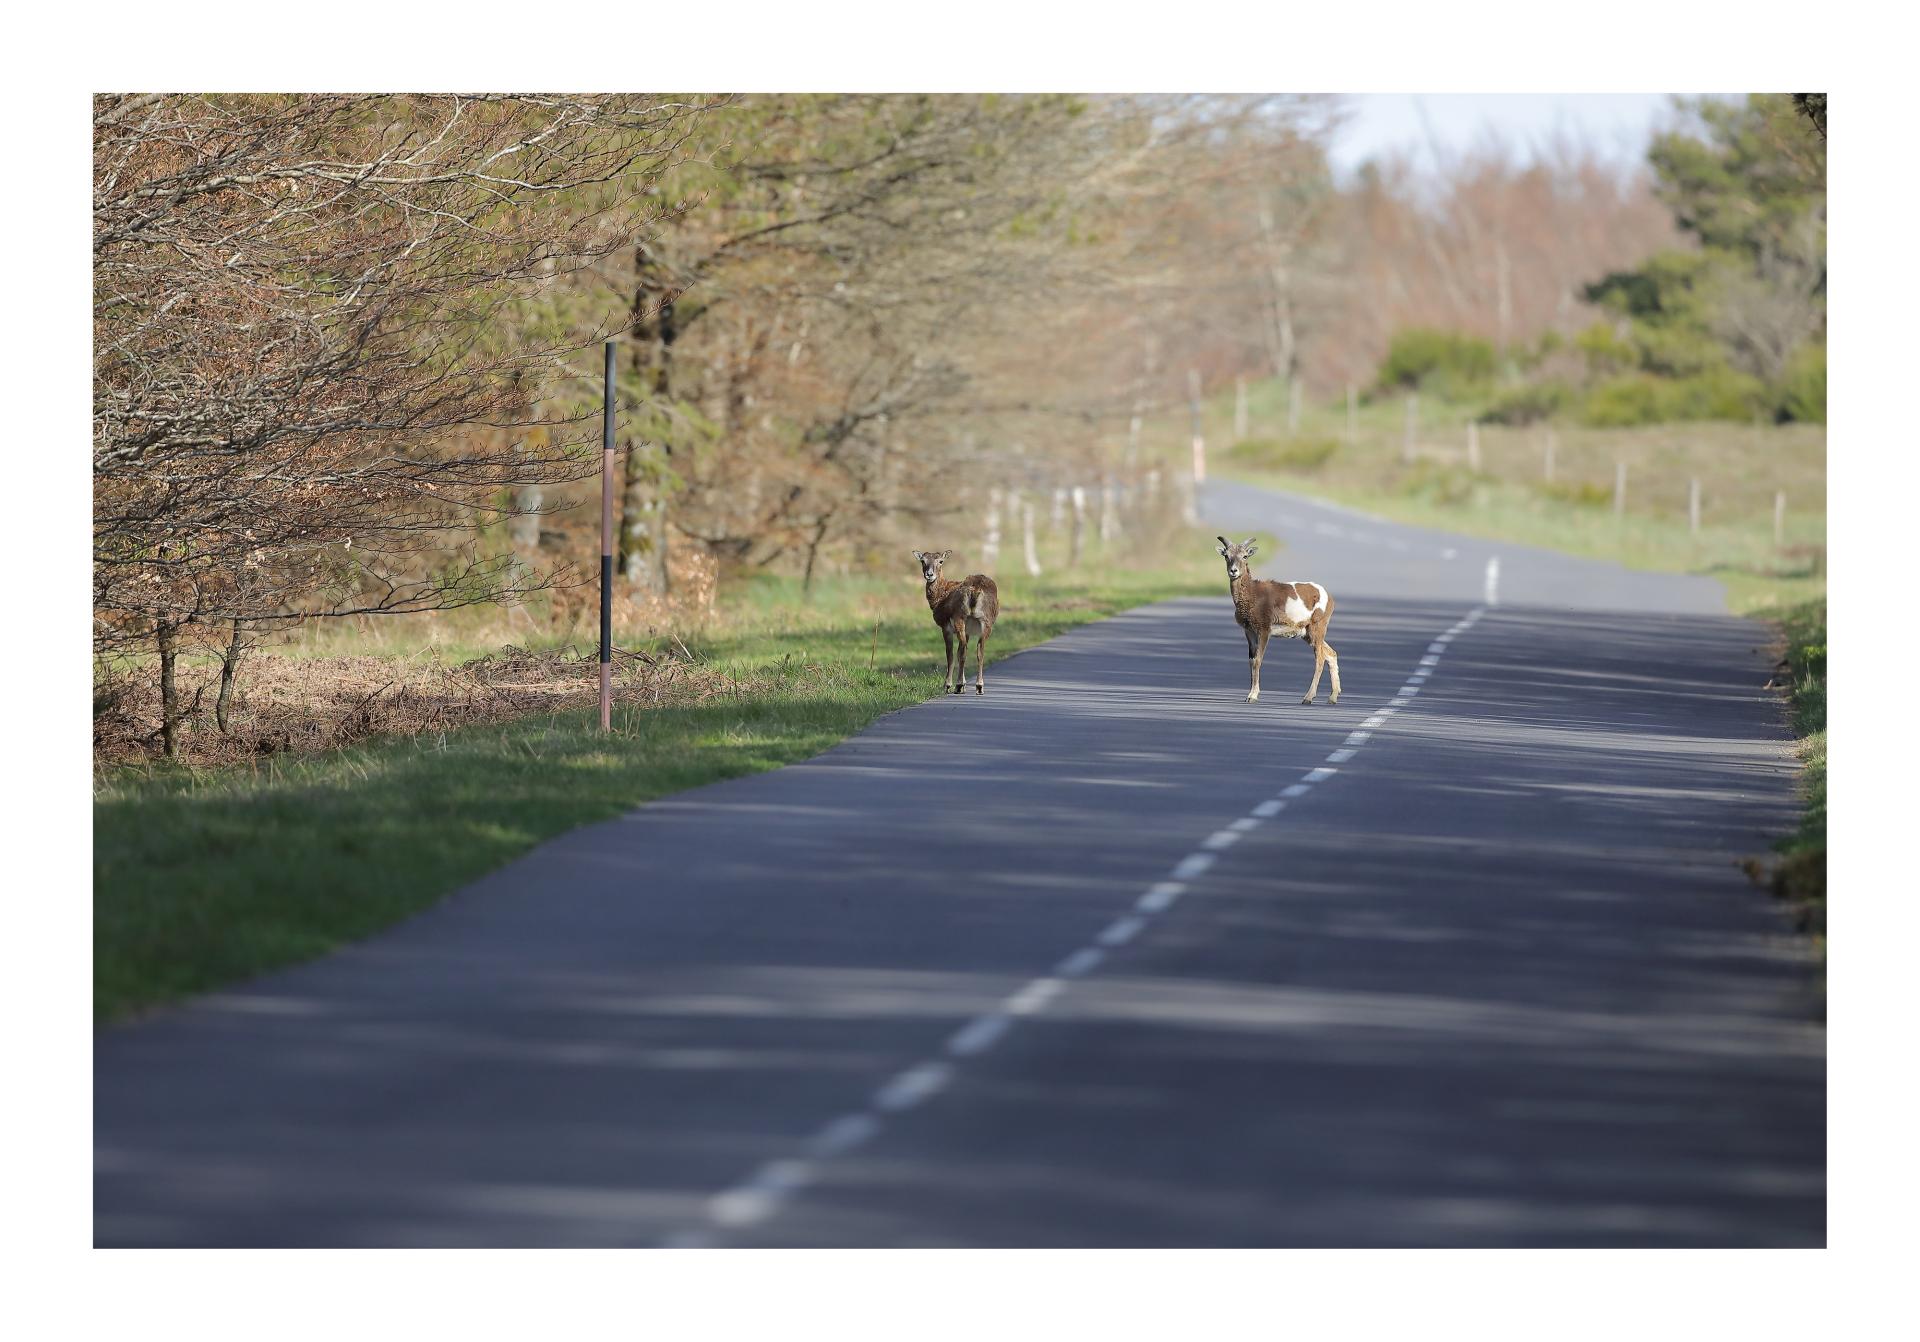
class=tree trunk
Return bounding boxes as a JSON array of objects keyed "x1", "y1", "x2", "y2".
[
  {"x1": 622, "y1": 246, "x2": 677, "y2": 594},
  {"x1": 801, "y1": 518, "x2": 830, "y2": 595},
  {"x1": 215, "y1": 619, "x2": 244, "y2": 733}
]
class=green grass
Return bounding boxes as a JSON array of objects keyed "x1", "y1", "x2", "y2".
[
  {"x1": 95, "y1": 547, "x2": 1232, "y2": 1024},
  {"x1": 1766, "y1": 599, "x2": 1826, "y2": 952}
]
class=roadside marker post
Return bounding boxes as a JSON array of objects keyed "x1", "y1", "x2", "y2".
[{"x1": 600, "y1": 339, "x2": 615, "y2": 734}]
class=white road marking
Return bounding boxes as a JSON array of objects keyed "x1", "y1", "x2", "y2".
[
  {"x1": 1419, "y1": 655, "x2": 1440, "y2": 667},
  {"x1": 1304, "y1": 767, "x2": 1338, "y2": 783},
  {"x1": 1201, "y1": 829, "x2": 1243, "y2": 851},
  {"x1": 1055, "y1": 946, "x2": 1106, "y2": 977},
  {"x1": 1251, "y1": 799, "x2": 1286, "y2": 818},
  {"x1": 1137, "y1": 882, "x2": 1185, "y2": 912},
  {"x1": 1281, "y1": 783, "x2": 1312, "y2": 798},
  {"x1": 711, "y1": 1159, "x2": 814, "y2": 1228},
  {"x1": 808, "y1": 1112, "x2": 883, "y2": 1156},
  {"x1": 1441, "y1": 547, "x2": 1458, "y2": 559},
  {"x1": 1428, "y1": 642, "x2": 1448, "y2": 654},
  {"x1": 873, "y1": 1062, "x2": 953, "y2": 1112},
  {"x1": 1228, "y1": 816, "x2": 1263, "y2": 833},
  {"x1": 1172, "y1": 853, "x2": 1216, "y2": 880},
  {"x1": 1361, "y1": 715, "x2": 1390, "y2": 729},
  {"x1": 1098, "y1": 916, "x2": 1147, "y2": 948},
  {"x1": 946, "y1": 1015, "x2": 1014, "y2": 1058},
  {"x1": 1389, "y1": 697, "x2": 1412, "y2": 707},
  {"x1": 1007, "y1": 978, "x2": 1065, "y2": 1015},
  {"x1": 1325, "y1": 749, "x2": 1355, "y2": 764},
  {"x1": 1344, "y1": 731, "x2": 1371, "y2": 746}
]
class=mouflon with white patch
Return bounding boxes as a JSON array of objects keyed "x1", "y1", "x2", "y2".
[
  {"x1": 912, "y1": 549, "x2": 1000, "y2": 694},
  {"x1": 1216, "y1": 536, "x2": 1341, "y2": 705}
]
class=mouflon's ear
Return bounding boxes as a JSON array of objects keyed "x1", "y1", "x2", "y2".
[
  {"x1": 1241, "y1": 539, "x2": 1259, "y2": 557},
  {"x1": 911, "y1": 550, "x2": 924, "y2": 562},
  {"x1": 936, "y1": 549, "x2": 953, "y2": 561},
  {"x1": 1216, "y1": 536, "x2": 1232, "y2": 556}
]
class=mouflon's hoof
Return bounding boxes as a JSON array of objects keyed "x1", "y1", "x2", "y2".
[{"x1": 1300, "y1": 695, "x2": 1315, "y2": 705}]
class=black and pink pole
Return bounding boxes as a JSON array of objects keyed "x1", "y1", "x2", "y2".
[{"x1": 599, "y1": 339, "x2": 615, "y2": 733}]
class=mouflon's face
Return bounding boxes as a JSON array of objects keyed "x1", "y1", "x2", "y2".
[
  {"x1": 1216, "y1": 536, "x2": 1259, "y2": 582},
  {"x1": 911, "y1": 549, "x2": 952, "y2": 586}
]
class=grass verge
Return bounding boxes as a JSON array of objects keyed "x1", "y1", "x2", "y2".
[
  {"x1": 1761, "y1": 599, "x2": 1826, "y2": 955},
  {"x1": 95, "y1": 553, "x2": 1227, "y2": 1024}
]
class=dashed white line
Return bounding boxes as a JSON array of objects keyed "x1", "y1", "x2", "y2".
[
  {"x1": 1172, "y1": 853, "x2": 1216, "y2": 880},
  {"x1": 1007, "y1": 978, "x2": 1065, "y2": 1015},
  {"x1": 946, "y1": 1015, "x2": 1014, "y2": 1058},
  {"x1": 1137, "y1": 882, "x2": 1186, "y2": 913},
  {"x1": 1484, "y1": 556, "x2": 1502, "y2": 606},
  {"x1": 711, "y1": 1160, "x2": 813, "y2": 1228},
  {"x1": 662, "y1": 599, "x2": 1494, "y2": 1245},
  {"x1": 1055, "y1": 946, "x2": 1106, "y2": 977},
  {"x1": 873, "y1": 1061, "x2": 953, "y2": 1112},
  {"x1": 808, "y1": 1112, "x2": 883, "y2": 1156}
]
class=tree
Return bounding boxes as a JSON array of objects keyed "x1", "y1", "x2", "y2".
[{"x1": 94, "y1": 93, "x2": 707, "y2": 751}]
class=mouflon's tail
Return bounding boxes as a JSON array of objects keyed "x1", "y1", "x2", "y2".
[{"x1": 965, "y1": 584, "x2": 986, "y2": 619}]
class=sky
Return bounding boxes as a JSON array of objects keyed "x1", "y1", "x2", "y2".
[{"x1": 1324, "y1": 93, "x2": 1710, "y2": 177}]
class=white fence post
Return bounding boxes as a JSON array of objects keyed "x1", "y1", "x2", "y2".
[
  {"x1": 1774, "y1": 490, "x2": 1787, "y2": 547},
  {"x1": 1688, "y1": 477, "x2": 1701, "y2": 537},
  {"x1": 1022, "y1": 498, "x2": 1042, "y2": 576},
  {"x1": 983, "y1": 486, "x2": 1002, "y2": 568},
  {"x1": 1288, "y1": 377, "x2": 1302, "y2": 435},
  {"x1": 1233, "y1": 376, "x2": 1248, "y2": 441},
  {"x1": 1614, "y1": 462, "x2": 1627, "y2": 517},
  {"x1": 1070, "y1": 485, "x2": 1087, "y2": 566}
]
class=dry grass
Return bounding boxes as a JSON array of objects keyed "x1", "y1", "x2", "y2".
[{"x1": 92, "y1": 642, "x2": 741, "y2": 768}]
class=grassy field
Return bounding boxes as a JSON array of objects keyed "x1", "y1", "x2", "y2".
[
  {"x1": 1177, "y1": 376, "x2": 1826, "y2": 618},
  {"x1": 95, "y1": 531, "x2": 1242, "y2": 1023}
]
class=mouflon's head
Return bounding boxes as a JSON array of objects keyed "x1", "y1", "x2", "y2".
[
  {"x1": 1216, "y1": 536, "x2": 1259, "y2": 582},
  {"x1": 910, "y1": 549, "x2": 953, "y2": 586}
]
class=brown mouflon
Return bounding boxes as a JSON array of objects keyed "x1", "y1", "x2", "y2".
[
  {"x1": 1215, "y1": 536, "x2": 1341, "y2": 705},
  {"x1": 912, "y1": 549, "x2": 1000, "y2": 695}
]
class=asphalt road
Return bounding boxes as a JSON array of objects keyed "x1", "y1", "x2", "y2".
[{"x1": 94, "y1": 479, "x2": 1824, "y2": 1247}]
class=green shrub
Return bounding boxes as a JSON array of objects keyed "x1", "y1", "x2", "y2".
[
  {"x1": 1579, "y1": 369, "x2": 1767, "y2": 426},
  {"x1": 1777, "y1": 343, "x2": 1826, "y2": 423},
  {"x1": 1574, "y1": 321, "x2": 1637, "y2": 375},
  {"x1": 1481, "y1": 381, "x2": 1569, "y2": 426},
  {"x1": 1580, "y1": 374, "x2": 1669, "y2": 426},
  {"x1": 1376, "y1": 328, "x2": 1496, "y2": 396},
  {"x1": 1226, "y1": 436, "x2": 1340, "y2": 472}
]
